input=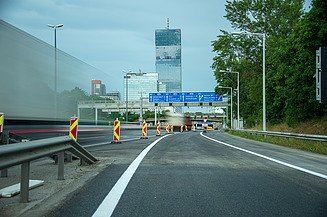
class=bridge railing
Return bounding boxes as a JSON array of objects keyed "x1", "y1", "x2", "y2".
[
  {"x1": 78, "y1": 99, "x2": 116, "y2": 104},
  {"x1": 0, "y1": 136, "x2": 97, "y2": 203}
]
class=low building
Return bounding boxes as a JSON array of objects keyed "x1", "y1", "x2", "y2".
[{"x1": 106, "y1": 91, "x2": 121, "y2": 101}]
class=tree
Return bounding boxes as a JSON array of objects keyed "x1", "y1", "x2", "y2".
[
  {"x1": 212, "y1": 0, "x2": 304, "y2": 127},
  {"x1": 58, "y1": 87, "x2": 90, "y2": 119},
  {"x1": 281, "y1": 0, "x2": 327, "y2": 125}
]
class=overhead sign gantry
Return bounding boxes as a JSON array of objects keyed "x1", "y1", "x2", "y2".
[{"x1": 148, "y1": 91, "x2": 224, "y2": 107}]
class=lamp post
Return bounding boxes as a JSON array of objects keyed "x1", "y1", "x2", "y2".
[
  {"x1": 139, "y1": 91, "x2": 147, "y2": 121},
  {"x1": 220, "y1": 70, "x2": 240, "y2": 129},
  {"x1": 156, "y1": 81, "x2": 162, "y2": 123},
  {"x1": 124, "y1": 71, "x2": 131, "y2": 123},
  {"x1": 48, "y1": 24, "x2": 63, "y2": 119},
  {"x1": 231, "y1": 31, "x2": 266, "y2": 131},
  {"x1": 218, "y1": 86, "x2": 233, "y2": 129}
]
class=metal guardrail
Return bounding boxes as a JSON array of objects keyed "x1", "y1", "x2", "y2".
[
  {"x1": 0, "y1": 136, "x2": 97, "y2": 203},
  {"x1": 234, "y1": 129, "x2": 327, "y2": 142}
]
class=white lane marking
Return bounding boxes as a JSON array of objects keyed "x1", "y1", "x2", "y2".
[
  {"x1": 83, "y1": 136, "x2": 160, "y2": 148},
  {"x1": 84, "y1": 142, "x2": 109, "y2": 148},
  {"x1": 200, "y1": 132, "x2": 327, "y2": 180},
  {"x1": 92, "y1": 134, "x2": 170, "y2": 217},
  {"x1": 78, "y1": 136, "x2": 108, "y2": 141}
]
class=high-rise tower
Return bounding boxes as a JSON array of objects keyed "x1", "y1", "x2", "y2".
[{"x1": 155, "y1": 19, "x2": 182, "y2": 92}]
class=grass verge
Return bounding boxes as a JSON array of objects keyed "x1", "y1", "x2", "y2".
[{"x1": 226, "y1": 130, "x2": 327, "y2": 155}]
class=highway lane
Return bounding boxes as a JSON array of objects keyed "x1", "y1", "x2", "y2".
[{"x1": 50, "y1": 131, "x2": 327, "y2": 217}]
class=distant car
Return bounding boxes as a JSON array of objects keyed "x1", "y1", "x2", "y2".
[{"x1": 202, "y1": 123, "x2": 208, "y2": 132}]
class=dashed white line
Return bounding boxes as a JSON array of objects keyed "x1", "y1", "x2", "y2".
[
  {"x1": 92, "y1": 134, "x2": 170, "y2": 217},
  {"x1": 200, "y1": 132, "x2": 327, "y2": 180}
]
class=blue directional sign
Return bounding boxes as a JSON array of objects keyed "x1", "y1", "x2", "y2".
[
  {"x1": 149, "y1": 92, "x2": 223, "y2": 103},
  {"x1": 148, "y1": 92, "x2": 166, "y2": 102}
]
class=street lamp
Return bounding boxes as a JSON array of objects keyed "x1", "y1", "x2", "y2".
[
  {"x1": 220, "y1": 69, "x2": 240, "y2": 129},
  {"x1": 156, "y1": 81, "x2": 163, "y2": 123},
  {"x1": 139, "y1": 91, "x2": 147, "y2": 121},
  {"x1": 231, "y1": 31, "x2": 266, "y2": 131},
  {"x1": 218, "y1": 86, "x2": 233, "y2": 129},
  {"x1": 123, "y1": 70, "x2": 131, "y2": 122},
  {"x1": 48, "y1": 24, "x2": 63, "y2": 119}
]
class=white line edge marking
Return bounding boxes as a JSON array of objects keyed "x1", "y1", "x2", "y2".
[
  {"x1": 92, "y1": 134, "x2": 171, "y2": 217},
  {"x1": 200, "y1": 132, "x2": 327, "y2": 180}
]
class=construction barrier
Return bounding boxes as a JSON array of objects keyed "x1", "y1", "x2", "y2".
[
  {"x1": 0, "y1": 112, "x2": 3, "y2": 133},
  {"x1": 165, "y1": 124, "x2": 170, "y2": 134},
  {"x1": 185, "y1": 125, "x2": 188, "y2": 132},
  {"x1": 141, "y1": 121, "x2": 148, "y2": 139},
  {"x1": 69, "y1": 116, "x2": 78, "y2": 141},
  {"x1": 111, "y1": 118, "x2": 121, "y2": 143},
  {"x1": 156, "y1": 122, "x2": 161, "y2": 136},
  {"x1": 0, "y1": 113, "x2": 6, "y2": 177}
]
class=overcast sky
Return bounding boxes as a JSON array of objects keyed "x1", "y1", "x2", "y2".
[{"x1": 0, "y1": 0, "x2": 311, "y2": 95}]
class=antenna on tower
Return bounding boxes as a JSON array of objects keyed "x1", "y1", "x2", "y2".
[{"x1": 166, "y1": 18, "x2": 169, "y2": 29}]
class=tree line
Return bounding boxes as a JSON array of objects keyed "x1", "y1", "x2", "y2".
[{"x1": 212, "y1": 0, "x2": 327, "y2": 128}]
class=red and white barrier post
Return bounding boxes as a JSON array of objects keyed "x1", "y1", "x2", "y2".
[
  {"x1": 69, "y1": 116, "x2": 78, "y2": 141},
  {"x1": 165, "y1": 124, "x2": 169, "y2": 134},
  {"x1": 111, "y1": 118, "x2": 121, "y2": 144},
  {"x1": 0, "y1": 112, "x2": 3, "y2": 135},
  {"x1": 156, "y1": 122, "x2": 161, "y2": 136},
  {"x1": 141, "y1": 120, "x2": 148, "y2": 139}
]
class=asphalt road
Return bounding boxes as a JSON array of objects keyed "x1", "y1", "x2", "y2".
[{"x1": 49, "y1": 131, "x2": 327, "y2": 217}]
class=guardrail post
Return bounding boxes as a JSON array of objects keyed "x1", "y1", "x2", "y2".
[
  {"x1": 80, "y1": 159, "x2": 88, "y2": 166},
  {"x1": 58, "y1": 151, "x2": 64, "y2": 180},
  {"x1": 67, "y1": 152, "x2": 72, "y2": 162},
  {"x1": 20, "y1": 161, "x2": 30, "y2": 203},
  {"x1": 1, "y1": 131, "x2": 9, "y2": 178}
]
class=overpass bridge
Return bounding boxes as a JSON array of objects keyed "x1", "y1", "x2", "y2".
[{"x1": 77, "y1": 100, "x2": 229, "y2": 124}]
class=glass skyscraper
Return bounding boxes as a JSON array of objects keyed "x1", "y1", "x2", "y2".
[{"x1": 155, "y1": 27, "x2": 182, "y2": 92}]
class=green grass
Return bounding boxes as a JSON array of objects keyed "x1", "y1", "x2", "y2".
[{"x1": 226, "y1": 130, "x2": 327, "y2": 155}]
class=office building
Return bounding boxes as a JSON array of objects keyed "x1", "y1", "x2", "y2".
[
  {"x1": 124, "y1": 72, "x2": 159, "y2": 102},
  {"x1": 106, "y1": 91, "x2": 121, "y2": 101},
  {"x1": 155, "y1": 20, "x2": 182, "y2": 92},
  {"x1": 91, "y1": 79, "x2": 106, "y2": 96}
]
